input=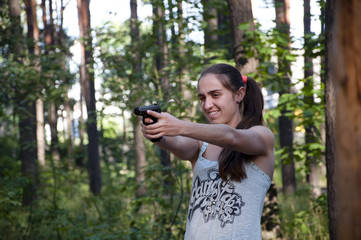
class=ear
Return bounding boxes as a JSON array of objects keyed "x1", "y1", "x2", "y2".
[{"x1": 236, "y1": 87, "x2": 245, "y2": 103}]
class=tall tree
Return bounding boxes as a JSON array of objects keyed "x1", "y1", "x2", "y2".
[
  {"x1": 152, "y1": 0, "x2": 172, "y2": 187},
  {"x1": 303, "y1": 0, "x2": 320, "y2": 196},
  {"x1": 330, "y1": 0, "x2": 361, "y2": 238},
  {"x1": 130, "y1": 0, "x2": 147, "y2": 197},
  {"x1": 275, "y1": 0, "x2": 296, "y2": 194},
  {"x1": 324, "y1": 0, "x2": 336, "y2": 238},
  {"x1": 25, "y1": 0, "x2": 46, "y2": 169},
  {"x1": 203, "y1": 0, "x2": 219, "y2": 51},
  {"x1": 153, "y1": 0, "x2": 170, "y2": 101},
  {"x1": 77, "y1": 0, "x2": 102, "y2": 194},
  {"x1": 41, "y1": 0, "x2": 61, "y2": 165},
  {"x1": 226, "y1": 0, "x2": 258, "y2": 74},
  {"x1": 8, "y1": 0, "x2": 39, "y2": 205},
  {"x1": 177, "y1": 0, "x2": 195, "y2": 120}
]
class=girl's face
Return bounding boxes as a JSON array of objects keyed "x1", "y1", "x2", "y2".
[{"x1": 198, "y1": 73, "x2": 244, "y2": 128}]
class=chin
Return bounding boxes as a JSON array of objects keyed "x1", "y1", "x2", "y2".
[{"x1": 208, "y1": 119, "x2": 221, "y2": 124}]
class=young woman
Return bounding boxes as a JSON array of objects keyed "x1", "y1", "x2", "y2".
[{"x1": 141, "y1": 63, "x2": 274, "y2": 239}]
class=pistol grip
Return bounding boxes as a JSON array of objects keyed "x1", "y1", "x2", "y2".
[
  {"x1": 142, "y1": 114, "x2": 158, "y2": 125},
  {"x1": 142, "y1": 115, "x2": 162, "y2": 142}
]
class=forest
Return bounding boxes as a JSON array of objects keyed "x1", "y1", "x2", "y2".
[{"x1": 1, "y1": 0, "x2": 361, "y2": 239}]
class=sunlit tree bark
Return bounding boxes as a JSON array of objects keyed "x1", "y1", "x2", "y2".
[
  {"x1": 227, "y1": 0, "x2": 258, "y2": 74},
  {"x1": 330, "y1": 0, "x2": 361, "y2": 238}
]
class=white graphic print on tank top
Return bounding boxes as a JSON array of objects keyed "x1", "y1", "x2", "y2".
[{"x1": 188, "y1": 169, "x2": 245, "y2": 228}]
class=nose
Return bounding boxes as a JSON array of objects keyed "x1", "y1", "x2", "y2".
[{"x1": 203, "y1": 98, "x2": 214, "y2": 110}]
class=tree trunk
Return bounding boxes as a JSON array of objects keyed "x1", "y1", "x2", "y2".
[
  {"x1": 226, "y1": 0, "x2": 258, "y2": 74},
  {"x1": 330, "y1": 0, "x2": 361, "y2": 238},
  {"x1": 77, "y1": 94, "x2": 85, "y2": 167},
  {"x1": 8, "y1": 0, "x2": 39, "y2": 203},
  {"x1": 24, "y1": 0, "x2": 46, "y2": 169},
  {"x1": 152, "y1": 0, "x2": 172, "y2": 188},
  {"x1": 177, "y1": 0, "x2": 195, "y2": 120},
  {"x1": 15, "y1": 0, "x2": 42, "y2": 206},
  {"x1": 18, "y1": 101, "x2": 38, "y2": 205},
  {"x1": 48, "y1": 101, "x2": 61, "y2": 163},
  {"x1": 42, "y1": 0, "x2": 61, "y2": 164},
  {"x1": 275, "y1": 0, "x2": 296, "y2": 194},
  {"x1": 36, "y1": 99, "x2": 46, "y2": 167},
  {"x1": 203, "y1": 0, "x2": 218, "y2": 51},
  {"x1": 303, "y1": 0, "x2": 320, "y2": 197},
  {"x1": 217, "y1": 3, "x2": 232, "y2": 58},
  {"x1": 130, "y1": 0, "x2": 147, "y2": 197},
  {"x1": 77, "y1": 0, "x2": 102, "y2": 195},
  {"x1": 324, "y1": 0, "x2": 336, "y2": 239},
  {"x1": 153, "y1": 1, "x2": 170, "y2": 101},
  {"x1": 134, "y1": 122, "x2": 147, "y2": 197}
]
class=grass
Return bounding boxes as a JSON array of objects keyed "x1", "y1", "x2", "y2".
[{"x1": 277, "y1": 184, "x2": 329, "y2": 240}]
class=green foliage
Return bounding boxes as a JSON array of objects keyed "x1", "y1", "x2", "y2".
[{"x1": 278, "y1": 185, "x2": 329, "y2": 239}]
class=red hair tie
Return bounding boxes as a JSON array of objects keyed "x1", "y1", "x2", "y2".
[{"x1": 242, "y1": 75, "x2": 247, "y2": 83}]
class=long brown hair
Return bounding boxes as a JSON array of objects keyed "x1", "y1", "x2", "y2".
[{"x1": 199, "y1": 64, "x2": 265, "y2": 181}]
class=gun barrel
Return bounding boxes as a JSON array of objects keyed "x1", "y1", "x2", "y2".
[
  {"x1": 134, "y1": 107, "x2": 141, "y2": 115},
  {"x1": 134, "y1": 104, "x2": 160, "y2": 115}
]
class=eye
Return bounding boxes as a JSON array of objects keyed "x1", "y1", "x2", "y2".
[
  {"x1": 198, "y1": 96, "x2": 205, "y2": 102},
  {"x1": 212, "y1": 93, "x2": 220, "y2": 98}
]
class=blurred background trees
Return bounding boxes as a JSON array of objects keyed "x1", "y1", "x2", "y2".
[{"x1": 1, "y1": 0, "x2": 359, "y2": 239}]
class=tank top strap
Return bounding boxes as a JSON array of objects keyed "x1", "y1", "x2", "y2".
[{"x1": 198, "y1": 142, "x2": 208, "y2": 159}]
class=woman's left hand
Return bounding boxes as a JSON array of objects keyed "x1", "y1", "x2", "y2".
[{"x1": 141, "y1": 111, "x2": 184, "y2": 140}]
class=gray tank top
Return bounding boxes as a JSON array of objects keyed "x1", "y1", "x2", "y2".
[{"x1": 184, "y1": 142, "x2": 271, "y2": 240}]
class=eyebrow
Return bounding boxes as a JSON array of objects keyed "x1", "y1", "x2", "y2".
[{"x1": 198, "y1": 89, "x2": 223, "y2": 97}]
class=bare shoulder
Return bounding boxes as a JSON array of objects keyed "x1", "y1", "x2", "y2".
[
  {"x1": 249, "y1": 125, "x2": 275, "y2": 148},
  {"x1": 249, "y1": 126, "x2": 275, "y2": 179}
]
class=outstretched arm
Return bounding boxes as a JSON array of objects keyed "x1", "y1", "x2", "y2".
[
  {"x1": 141, "y1": 113, "x2": 201, "y2": 162},
  {"x1": 143, "y1": 110, "x2": 274, "y2": 157}
]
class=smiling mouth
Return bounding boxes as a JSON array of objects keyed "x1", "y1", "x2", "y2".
[{"x1": 207, "y1": 111, "x2": 219, "y2": 117}]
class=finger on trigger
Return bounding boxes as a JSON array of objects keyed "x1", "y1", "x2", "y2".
[{"x1": 147, "y1": 110, "x2": 161, "y2": 118}]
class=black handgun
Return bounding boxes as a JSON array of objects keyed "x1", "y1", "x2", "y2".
[{"x1": 134, "y1": 103, "x2": 162, "y2": 142}]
